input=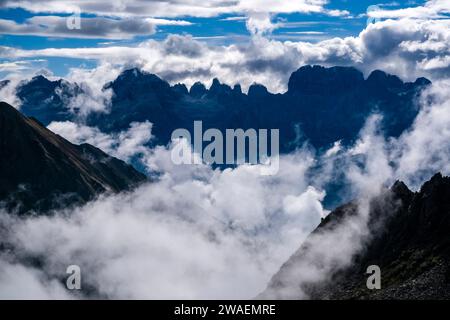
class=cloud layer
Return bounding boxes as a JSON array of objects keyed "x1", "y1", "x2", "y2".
[
  {"x1": 0, "y1": 0, "x2": 341, "y2": 18},
  {"x1": 0, "y1": 16, "x2": 156, "y2": 39},
  {"x1": 2, "y1": 16, "x2": 450, "y2": 96}
]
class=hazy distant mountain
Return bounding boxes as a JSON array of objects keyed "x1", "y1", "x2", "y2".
[
  {"x1": 261, "y1": 173, "x2": 450, "y2": 299},
  {"x1": 0, "y1": 101, "x2": 147, "y2": 214},
  {"x1": 15, "y1": 65, "x2": 431, "y2": 152},
  {"x1": 16, "y1": 75, "x2": 81, "y2": 125}
]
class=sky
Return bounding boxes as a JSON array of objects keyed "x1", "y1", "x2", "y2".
[{"x1": 2, "y1": 0, "x2": 449, "y2": 92}]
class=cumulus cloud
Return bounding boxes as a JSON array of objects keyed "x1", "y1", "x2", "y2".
[
  {"x1": 0, "y1": 0, "x2": 344, "y2": 19},
  {"x1": 62, "y1": 63, "x2": 121, "y2": 116},
  {"x1": 48, "y1": 120, "x2": 153, "y2": 164},
  {"x1": 0, "y1": 0, "x2": 349, "y2": 42},
  {"x1": 393, "y1": 79, "x2": 450, "y2": 188},
  {"x1": 246, "y1": 12, "x2": 278, "y2": 35},
  {"x1": 0, "y1": 141, "x2": 327, "y2": 299},
  {"x1": 0, "y1": 260, "x2": 72, "y2": 299},
  {"x1": 162, "y1": 34, "x2": 206, "y2": 58},
  {"x1": 0, "y1": 16, "x2": 156, "y2": 39},
  {"x1": 368, "y1": 0, "x2": 450, "y2": 19},
  {"x1": 2, "y1": 15, "x2": 449, "y2": 94},
  {"x1": 0, "y1": 73, "x2": 25, "y2": 106}
]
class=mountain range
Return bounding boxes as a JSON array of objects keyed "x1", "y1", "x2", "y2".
[
  {"x1": 1, "y1": 65, "x2": 447, "y2": 299},
  {"x1": 0, "y1": 101, "x2": 146, "y2": 214},
  {"x1": 14, "y1": 65, "x2": 431, "y2": 153}
]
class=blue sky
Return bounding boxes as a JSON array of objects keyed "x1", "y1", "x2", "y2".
[{"x1": 0, "y1": 0, "x2": 447, "y2": 90}]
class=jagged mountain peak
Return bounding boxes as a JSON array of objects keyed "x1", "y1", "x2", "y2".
[
  {"x1": 210, "y1": 77, "x2": 221, "y2": 88},
  {"x1": 28, "y1": 74, "x2": 52, "y2": 84},
  {"x1": 110, "y1": 68, "x2": 167, "y2": 87},
  {"x1": 208, "y1": 78, "x2": 233, "y2": 95},
  {"x1": 248, "y1": 83, "x2": 269, "y2": 97},
  {"x1": 189, "y1": 81, "x2": 207, "y2": 97},
  {"x1": 172, "y1": 83, "x2": 189, "y2": 95},
  {"x1": 390, "y1": 179, "x2": 412, "y2": 196},
  {"x1": 232, "y1": 84, "x2": 242, "y2": 94},
  {"x1": 287, "y1": 65, "x2": 365, "y2": 94},
  {"x1": 414, "y1": 77, "x2": 432, "y2": 86},
  {"x1": 366, "y1": 69, "x2": 404, "y2": 88},
  {"x1": 420, "y1": 172, "x2": 449, "y2": 195},
  {"x1": 25, "y1": 74, "x2": 72, "y2": 89},
  {"x1": 115, "y1": 67, "x2": 148, "y2": 80},
  {"x1": 15, "y1": 65, "x2": 432, "y2": 154}
]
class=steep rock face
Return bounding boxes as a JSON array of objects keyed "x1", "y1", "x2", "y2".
[
  {"x1": 261, "y1": 174, "x2": 450, "y2": 299},
  {"x1": 15, "y1": 65, "x2": 430, "y2": 152},
  {"x1": 0, "y1": 101, "x2": 147, "y2": 214},
  {"x1": 287, "y1": 65, "x2": 365, "y2": 95},
  {"x1": 283, "y1": 66, "x2": 429, "y2": 146}
]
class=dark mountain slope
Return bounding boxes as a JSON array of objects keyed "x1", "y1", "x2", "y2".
[
  {"x1": 15, "y1": 66, "x2": 431, "y2": 152},
  {"x1": 0, "y1": 101, "x2": 147, "y2": 214},
  {"x1": 262, "y1": 173, "x2": 450, "y2": 299}
]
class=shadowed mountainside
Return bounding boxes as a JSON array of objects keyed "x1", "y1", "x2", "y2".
[
  {"x1": 0, "y1": 101, "x2": 147, "y2": 214},
  {"x1": 261, "y1": 173, "x2": 450, "y2": 299}
]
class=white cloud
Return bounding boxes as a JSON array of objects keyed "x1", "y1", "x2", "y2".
[
  {"x1": 0, "y1": 142, "x2": 327, "y2": 299},
  {"x1": 0, "y1": 75, "x2": 22, "y2": 106},
  {"x1": 145, "y1": 18, "x2": 192, "y2": 26},
  {"x1": 48, "y1": 120, "x2": 153, "y2": 164},
  {"x1": 0, "y1": 16, "x2": 156, "y2": 39},
  {"x1": 0, "y1": 60, "x2": 38, "y2": 72},
  {"x1": 2, "y1": 16, "x2": 448, "y2": 95},
  {"x1": 393, "y1": 79, "x2": 450, "y2": 187},
  {"x1": 246, "y1": 12, "x2": 277, "y2": 35},
  {"x1": 63, "y1": 63, "x2": 121, "y2": 116},
  {"x1": 0, "y1": 0, "x2": 343, "y2": 18},
  {"x1": 0, "y1": 0, "x2": 350, "y2": 40},
  {"x1": 368, "y1": 0, "x2": 450, "y2": 19},
  {"x1": 0, "y1": 260, "x2": 72, "y2": 299},
  {"x1": 220, "y1": 16, "x2": 247, "y2": 21}
]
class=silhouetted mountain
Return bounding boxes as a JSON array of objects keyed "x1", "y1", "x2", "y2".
[
  {"x1": 15, "y1": 65, "x2": 430, "y2": 152},
  {"x1": 16, "y1": 75, "x2": 81, "y2": 125},
  {"x1": 261, "y1": 173, "x2": 450, "y2": 299},
  {"x1": 189, "y1": 81, "x2": 207, "y2": 98},
  {"x1": 0, "y1": 101, "x2": 147, "y2": 214}
]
